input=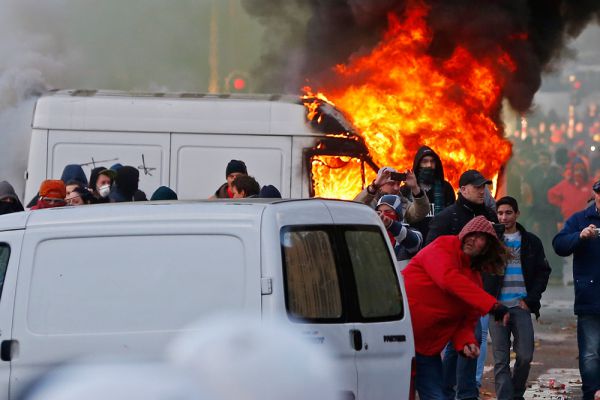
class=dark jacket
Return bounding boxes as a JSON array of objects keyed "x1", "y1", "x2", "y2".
[
  {"x1": 483, "y1": 223, "x2": 551, "y2": 318},
  {"x1": 552, "y1": 204, "x2": 600, "y2": 315},
  {"x1": 401, "y1": 146, "x2": 455, "y2": 238},
  {"x1": 213, "y1": 183, "x2": 232, "y2": 199},
  {"x1": 425, "y1": 193, "x2": 498, "y2": 245}
]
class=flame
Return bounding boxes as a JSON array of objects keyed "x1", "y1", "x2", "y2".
[{"x1": 304, "y1": 1, "x2": 512, "y2": 199}]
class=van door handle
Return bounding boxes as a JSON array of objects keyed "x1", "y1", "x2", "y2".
[
  {"x1": 1, "y1": 340, "x2": 16, "y2": 362},
  {"x1": 349, "y1": 329, "x2": 363, "y2": 351}
]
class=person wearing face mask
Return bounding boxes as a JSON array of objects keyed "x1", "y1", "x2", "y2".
[
  {"x1": 401, "y1": 146, "x2": 455, "y2": 239},
  {"x1": 89, "y1": 167, "x2": 116, "y2": 203},
  {"x1": 376, "y1": 195, "x2": 423, "y2": 261},
  {"x1": 0, "y1": 181, "x2": 24, "y2": 215}
]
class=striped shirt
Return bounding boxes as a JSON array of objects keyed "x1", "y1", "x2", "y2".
[{"x1": 499, "y1": 231, "x2": 527, "y2": 308}]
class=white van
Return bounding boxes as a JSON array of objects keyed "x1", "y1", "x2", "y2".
[
  {"x1": 0, "y1": 199, "x2": 414, "y2": 399},
  {"x1": 24, "y1": 90, "x2": 376, "y2": 203}
]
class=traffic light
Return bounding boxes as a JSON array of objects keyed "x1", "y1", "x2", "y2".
[{"x1": 225, "y1": 71, "x2": 250, "y2": 93}]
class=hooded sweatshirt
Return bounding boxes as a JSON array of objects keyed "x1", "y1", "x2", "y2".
[
  {"x1": 402, "y1": 146, "x2": 456, "y2": 238},
  {"x1": 402, "y1": 215, "x2": 499, "y2": 356},
  {"x1": 0, "y1": 181, "x2": 24, "y2": 215},
  {"x1": 60, "y1": 164, "x2": 88, "y2": 187}
]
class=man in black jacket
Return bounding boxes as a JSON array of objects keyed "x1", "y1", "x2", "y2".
[
  {"x1": 401, "y1": 146, "x2": 455, "y2": 239},
  {"x1": 426, "y1": 169, "x2": 498, "y2": 400},
  {"x1": 484, "y1": 196, "x2": 551, "y2": 400}
]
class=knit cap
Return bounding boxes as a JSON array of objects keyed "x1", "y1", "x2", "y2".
[
  {"x1": 226, "y1": 160, "x2": 247, "y2": 177},
  {"x1": 0, "y1": 181, "x2": 19, "y2": 202},
  {"x1": 150, "y1": 186, "x2": 178, "y2": 201},
  {"x1": 458, "y1": 215, "x2": 497, "y2": 242},
  {"x1": 376, "y1": 194, "x2": 403, "y2": 217},
  {"x1": 39, "y1": 180, "x2": 66, "y2": 199}
]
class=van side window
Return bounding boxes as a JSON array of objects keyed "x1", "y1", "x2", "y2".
[
  {"x1": 344, "y1": 229, "x2": 403, "y2": 320},
  {"x1": 0, "y1": 244, "x2": 9, "y2": 300},
  {"x1": 282, "y1": 229, "x2": 342, "y2": 320}
]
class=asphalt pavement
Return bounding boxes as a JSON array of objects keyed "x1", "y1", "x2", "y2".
[{"x1": 480, "y1": 284, "x2": 582, "y2": 400}]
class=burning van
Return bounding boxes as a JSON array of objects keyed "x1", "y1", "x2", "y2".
[{"x1": 24, "y1": 89, "x2": 378, "y2": 202}]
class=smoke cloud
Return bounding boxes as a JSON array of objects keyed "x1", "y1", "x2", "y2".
[{"x1": 243, "y1": 0, "x2": 600, "y2": 112}]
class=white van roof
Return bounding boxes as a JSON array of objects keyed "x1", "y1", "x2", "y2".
[
  {"x1": 32, "y1": 90, "x2": 344, "y2": 136},
  {"x1": 2, "y1": 199, "x2": 376, "y2": 230}
]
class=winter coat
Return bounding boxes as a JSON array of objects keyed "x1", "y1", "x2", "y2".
[
  {"x1": 401, "y1": 146, "x2": 455, "y2": 238},
  {"x1": 483, "y1": 223, "x2": 551, "y2": 318},
  {"x1": 552, "y1": 204, "x2": 600, "y2": 315},
  {"x1": 386, "y1": 219, "x2": 423, "y2": 261},
  {"x1": 402, "y1": 235, "x2": 497, "y2": 356},
  {"x1": 354, "y1": 188, "x2": 430, "y2": 224},
  {"x1": 212, "y1": 183, "x2": 233, "y2": 199},
  {"x1": 547, "y1": 178, "x2": 595, "y2": 220},
  {"x1": 425, "y1": 193, "x2": 498, "y2": 245}
]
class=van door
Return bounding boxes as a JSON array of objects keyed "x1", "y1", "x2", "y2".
[
  {"x1": 0, "y1": 231, "x2": 24, "y2": 399},
  {"x1": 261, "y1": 203, "x2": 358, "y2": 399},
  {"x1": 47, "y1": 130, "x2": 170, "y2": 197},
  {"x1": 170, "y1": 134, "x2": 291, "y2": 199},
  {"x1": 326, "y1": 202, "x2": 415, "y2": 400}
]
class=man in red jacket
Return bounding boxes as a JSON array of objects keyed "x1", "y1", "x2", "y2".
[{"x1": 402, "y1": 215, "x2": 510, "y2": 400}]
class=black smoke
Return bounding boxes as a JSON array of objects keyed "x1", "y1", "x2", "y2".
[{"x1": 242, "y1": 0, "x2": 600, "y2": 112}]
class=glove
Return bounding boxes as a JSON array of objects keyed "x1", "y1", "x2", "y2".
[{"x1": 491, "y1": 303, "x2": 509, "y2": 322}]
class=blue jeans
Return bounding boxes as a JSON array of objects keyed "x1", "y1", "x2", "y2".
[
  {"x1": 476, "y1": 315, "x2": 490, "y2": 386},
  {"x1": 442, "y1": 320, "x2": 482, "y2": 399},
  {"x1": 416, "y1": 353, "x2": 446, "y2": 400},
  {"x1": 577, "y1": 314, "x2": 600, "y2": 400}
]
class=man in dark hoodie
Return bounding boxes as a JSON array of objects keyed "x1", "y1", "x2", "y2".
[
  {"x1": 402, "y1": 146, "x2": 455, "y2": 238},
  {"x1": 426, "y1": 169, "x2": 499, "y2": 400},
  {"x1": 109, "y1": 166, "x2": 147, "y2": 203},
  {"x1": 0, "y1": 181, "x2": 24, "y2": 215}
]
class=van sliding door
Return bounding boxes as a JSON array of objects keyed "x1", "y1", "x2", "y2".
[{"x1": 170, "y1": 134, "x2": 292, "y2": 199}]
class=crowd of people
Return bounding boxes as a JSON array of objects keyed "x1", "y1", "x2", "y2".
[{"x1": 0, "y1": 140, "x2": 599, "y2": 399}]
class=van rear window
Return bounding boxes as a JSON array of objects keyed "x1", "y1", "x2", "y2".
[
  {"x1": 345, "y1": 229, "x2": 403, "y2": 319},
  {"x1": 281, "y1": 230, "x2": 343, "y2": 320},
  {"x1": 281, "y1": 225, "x2": 404, "y2": 323}
]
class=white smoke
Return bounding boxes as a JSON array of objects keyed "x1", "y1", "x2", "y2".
[{"x1": 0, "y1": 0, "x2": 263, "y2": 199}]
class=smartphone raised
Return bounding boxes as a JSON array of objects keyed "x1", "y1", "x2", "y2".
[
  {"x1": 389, "y1": 172, "x2": 407, "y2": 182},
  {"x1": 493, "y1": 223, "x2": 506, "y2": 238}
]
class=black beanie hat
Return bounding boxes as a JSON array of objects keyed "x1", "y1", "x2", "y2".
[{"x1": 226, "y1": 160, "x2": 247, "y2": 177}]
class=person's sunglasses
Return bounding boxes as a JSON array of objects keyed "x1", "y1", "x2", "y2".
[{"x1": 594, "y1": 180, "x2": 600, "y2": 193}]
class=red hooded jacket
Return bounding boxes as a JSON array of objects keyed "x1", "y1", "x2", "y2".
[{"x1": 402, "y1": 235, "x2": 497, "y2": 356}]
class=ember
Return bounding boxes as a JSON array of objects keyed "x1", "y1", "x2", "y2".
[{"x1": 303, "y1": 2, "x2": 512, "y2": 199}]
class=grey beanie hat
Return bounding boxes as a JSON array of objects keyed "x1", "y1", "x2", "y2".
[{"x1": 0, "y1": 181, "x2": 18, "y2": 201}]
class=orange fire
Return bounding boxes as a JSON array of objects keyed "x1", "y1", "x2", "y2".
[{"x1": 304, "y1": 1, "x2": 513, "y2": 199}]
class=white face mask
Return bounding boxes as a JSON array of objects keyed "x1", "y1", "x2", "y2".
[{"x1": 98, "y1": 184, "x2": 111, "y2": 198}]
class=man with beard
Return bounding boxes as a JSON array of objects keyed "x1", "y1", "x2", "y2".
[
  {"x1": 425, "y1": 169, "x2": 499, "y2": 400},
  {"x1": 402, "y1": 146, "x2": 455, "y2": 238},
  {"x1": 0, "y1": 181, "x2": 24, "y2": 215},
  {"x1": 402, "y1": 216, "x2": 510, "y2": 400}
]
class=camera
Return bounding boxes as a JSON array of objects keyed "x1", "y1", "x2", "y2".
[
  {"x1": 389, "y1": 172, "x2": 407, "y2": 182},
  {"x1": 493, "y1": 223, "x2": 506, "y2": 238}
]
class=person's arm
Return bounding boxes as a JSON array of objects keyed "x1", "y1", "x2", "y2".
[
  {"x1": 451, "y1": 314, "x2": 479, "y2": 354},
  {"x1": 403, "y1": 171, "x2": 430, "y2": 224},
  {"x1": 546, "y1": 181, "x2": 563, "y2": 208},
  {"x1": 418, "y1": 240, "x2": 497, "y2": 315},
  {"x1": 552, "y1": 214, "x2": 585, "y2": 257},
  {"x1": 388, "y1": 221, "x2": 423, "y2": 254},
  {"x1": 523, "y1": 235, "x2": 552, "y2": 311}
]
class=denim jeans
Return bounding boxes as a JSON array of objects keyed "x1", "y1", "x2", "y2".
[
  {"x1": 442, "y1": 319, "x2": 482, "y2": 399},
  {"x1": 476, "y1": 314, "x2": 490, "y2": 386},
  {"x1": 488, "y1": 306, "x2": 534, "y2": 400},
  {"x1": 577, "y1": 314, "x2": 600, "y2": 400},
  {"x1": 416, "y1": 353, "x2": 446, "y2": 400}
]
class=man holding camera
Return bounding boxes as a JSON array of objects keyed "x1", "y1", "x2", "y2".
[
  {"x1": 553, "y1": 180, "x2": 600, "y2": 400},
  {"x1": 355, "y1": 166, "x2": 430, "y2": 224}
]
